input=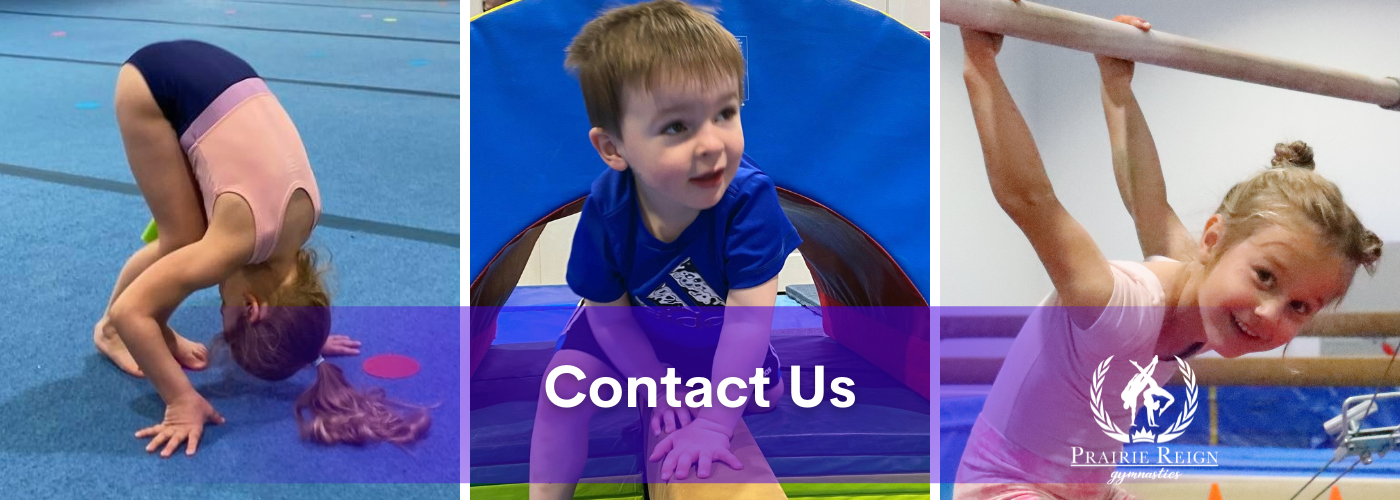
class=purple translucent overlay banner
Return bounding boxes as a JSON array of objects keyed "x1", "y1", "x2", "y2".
[{"x1": 467, "y1": 305, "x2": 931, "y2": 485}]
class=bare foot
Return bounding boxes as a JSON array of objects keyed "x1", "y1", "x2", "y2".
[
  {"x1": 94, "y1": 316, "x2": 145, "y2": 377},
  {"x1": 165, "y1": 328, "x2": 209, "y2": 371}
]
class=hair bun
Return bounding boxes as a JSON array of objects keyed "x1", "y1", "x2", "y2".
[{"x1": 1271, "y1": 141, "x2": 1315, "y2": 171}]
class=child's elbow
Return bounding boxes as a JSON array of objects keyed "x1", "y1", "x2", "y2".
[{"x1": 996, "y1": 190, "x2": 1059, "y2": 223}]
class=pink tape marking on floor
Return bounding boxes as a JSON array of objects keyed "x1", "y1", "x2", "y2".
[{"x1": 363, "y1": 354, "x2": 420, "y2": 379}]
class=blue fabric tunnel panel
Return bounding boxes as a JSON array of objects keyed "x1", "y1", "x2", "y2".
[{"x1": 469, "y1": 0, "x2": 930, "y2": 306}]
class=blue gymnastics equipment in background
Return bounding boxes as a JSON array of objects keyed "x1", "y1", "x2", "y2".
[{"x1": 469, "y1": 0, "x2": 929, "y2": 292}]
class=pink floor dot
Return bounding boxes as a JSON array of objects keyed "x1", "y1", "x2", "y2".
[
  {"x1": 225, "y1": 9, "x2": 237, "y2": 14},
  {"x1": 363, "y1": 354, "x2": 420, "y2": 379},
  {"x1": 50, "y1": 31, "x2": 66, "y2": 37},
  {"x1": 359, "y1": 13, "x2": 373, "y2": 18}
]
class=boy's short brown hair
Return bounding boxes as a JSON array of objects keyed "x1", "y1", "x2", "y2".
[{"x1": 565, "y1": 0, "x2": 745, "y2": 136}]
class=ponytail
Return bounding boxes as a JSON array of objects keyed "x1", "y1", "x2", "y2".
[{"x1": 294, "y1": 360, "x2": 431, "y2": 446}]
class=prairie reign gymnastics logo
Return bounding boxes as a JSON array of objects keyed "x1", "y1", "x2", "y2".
[{"x1": 1090, "y1": 356, "x2": 1198, "y2": 443}]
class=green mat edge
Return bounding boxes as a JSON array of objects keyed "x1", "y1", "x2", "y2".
[
  {"x1": 469, "y1": 482, "x2": 643, "y2": 500},
  {"x1": 467, "y1": 482, "x2": 931, "y2": 499}
]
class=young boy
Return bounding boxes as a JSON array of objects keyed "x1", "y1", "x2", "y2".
[{"x1": 528, "y1": 0, "x2": 802, "y2": 497}]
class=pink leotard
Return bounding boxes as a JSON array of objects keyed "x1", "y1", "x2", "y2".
[{"x1": 180, "y1": 78, "x2": 322, "y2": 264}]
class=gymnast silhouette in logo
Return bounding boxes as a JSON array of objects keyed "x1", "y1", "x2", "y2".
[{"x1": 1120, "y1": 358, "x2": 1175, "y2": 428}]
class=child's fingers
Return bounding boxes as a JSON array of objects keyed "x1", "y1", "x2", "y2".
[
  {"x1": 145, "y1": 428, "x2": 173, "y2": 453},
  {"x1": 677, "y1": 407, "x2": 692, "y2": 428},
  {"x1": 135, "y1": 425, "x2": 162, "y2": 439},
  {"x1": 651, "y1": 411, "x2": 663, "y2": 436},
  {"x1": 144, "y1": 428, "x2": 170, "y2": 451},
  {"x1": 332, "y1": 336, "x2": 361, "y2": 348},
  {"x1": 649, "y1": 434, "x2": 675, "y2": 462},
  {"x1": 659, "y1": 447, "x2": 680, "y2": 481},
  {"x1": 673, "y1": 451, "x2": 697, "y2": 480},
  {"x1": 715, "y1": 449, "x2": 743, "y2": 471},
  {"x1": 697, "y1": 455, "x2": 713, "y2": 479},
  {"x1": 664, "y1": 411, "x2": 677, "y2": 434},
  {"x1": 161, "y1": 430, "x2": 185, "y2": 458},
  {"x1": 1111, "y1": 14, "x2": 1151, "y2": 31},
  {"x1": 188, "y1": 428, "x2": 203, "y2": 456}
]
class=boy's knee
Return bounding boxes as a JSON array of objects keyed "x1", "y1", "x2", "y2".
[
  {"x1": 538, "y1": 374, "x2": 591, "y2": 410},
  {"x1": 534, "y1": 386, "x2": 604, "y2": 431}
]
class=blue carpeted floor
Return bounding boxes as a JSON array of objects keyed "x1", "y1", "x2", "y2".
[{"x1": 0, "y1": 0, "x2": 459, "y2": 496}]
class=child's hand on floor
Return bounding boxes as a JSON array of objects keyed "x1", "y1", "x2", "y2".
[
  {"x1": 649, "y1": 417, "x2": 742, "y2": 481},
  {"x1": 136, "y1": 393, "x2": 225, "y2": 458},
  {"x1": 321, "y1": 334, "x2": 362, "y2": 356}
]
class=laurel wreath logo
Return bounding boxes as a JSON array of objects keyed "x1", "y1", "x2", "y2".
[
  {"x1": 1091, "y1": 356, "x2": 1130, "y2": 442},
  {"x1": 1090, "y1": 355, "x2": 1198, "y2": 443},
  {"x1": 1158, "y1": 356, "x2": 1198, "y2": 442}
]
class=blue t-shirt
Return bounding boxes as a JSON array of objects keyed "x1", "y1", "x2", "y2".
[{"x1": 566, "y1": 155, "x2": 803, "y2": 347}]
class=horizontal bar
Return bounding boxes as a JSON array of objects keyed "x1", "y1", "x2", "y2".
[
  {"x1": 941, "y1": 312, "x2": 1400, "y2": 339},
  {"x1": 1304, "y1": 312, "x2": 1400, "y2": 337},
  {"x1": 940, "y1": 0, "x2": 1400, "y2": 110},
  {"x1": 942, "y1": 356, "x2": 1400, "y2": 386}
]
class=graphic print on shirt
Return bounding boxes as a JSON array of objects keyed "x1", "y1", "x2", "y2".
[
  {"x1": 646, "y1": 283, "x2": 686, "y2": 307},
  {"x1": 669, "y1": 258, "x2": 726, "y2": 306}
]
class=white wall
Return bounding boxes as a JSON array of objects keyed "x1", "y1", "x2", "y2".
[
  {"x1": 941, "y1": 0, "x2": 1400, "y2": 307},
  {"x1": 856, "y1": 0, "x2": 931, "y2": 31}
]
